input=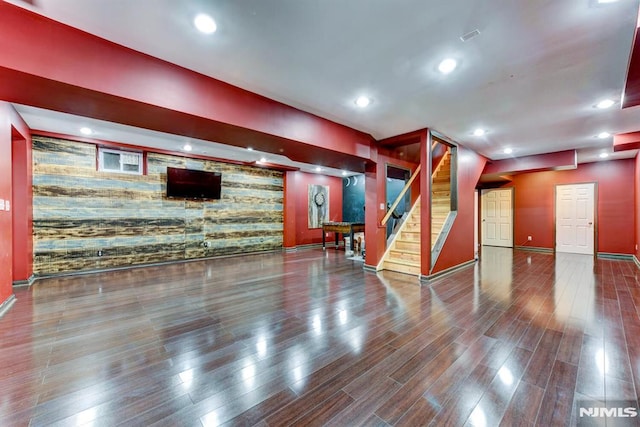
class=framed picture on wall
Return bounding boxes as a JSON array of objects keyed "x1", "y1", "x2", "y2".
[{"x1": 308, "y1": 184, "x2": 329, "y2": 228}]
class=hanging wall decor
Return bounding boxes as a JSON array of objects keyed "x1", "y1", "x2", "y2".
[{"x1": 308, "y1": 184, "x2": 329, "y2": 228}]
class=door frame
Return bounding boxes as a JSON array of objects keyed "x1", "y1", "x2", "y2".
[
  {"x1": 554, "y1": 182, "x2": 597, "y2": 257},
  {"x1": 480, "y1": 187, "x2": 514, "y2": 248}
]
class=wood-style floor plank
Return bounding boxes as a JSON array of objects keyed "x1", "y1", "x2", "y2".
[{"x1": 1, "y1": 247, "x2": 639, "y2": 426}]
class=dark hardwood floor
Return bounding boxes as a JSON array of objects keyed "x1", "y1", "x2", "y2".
[{"x1": 1, "y1": 247, "x2": 639, "y2": 426}]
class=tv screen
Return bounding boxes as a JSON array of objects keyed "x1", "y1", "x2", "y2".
[{"x1": 166, "y1": 167, "x2": 222, "y2": 200}]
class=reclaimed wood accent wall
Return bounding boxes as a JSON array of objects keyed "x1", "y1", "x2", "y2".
[{"x1": 32, "y1": 136, "x2": 284, "y2": 275}]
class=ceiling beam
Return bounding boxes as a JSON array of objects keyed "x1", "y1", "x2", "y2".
[
  {"x1": 613, "y1": 131, "x2": 640, "y2": 152},
  {"x1": 623, "y1": 26, "x2": 640, "y2": 109},
  {"x1": 482, "y1": 150, "x2": 577, "y2": 175}
]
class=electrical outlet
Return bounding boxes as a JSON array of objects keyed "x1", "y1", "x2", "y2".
[
  {"x1": 527, "y1": 236, "x2": 532, "y2": 241},
  {"x1": 97, "y1": 250, "x2": 103, "y2": 257}
]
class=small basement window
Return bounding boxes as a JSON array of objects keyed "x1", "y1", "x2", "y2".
[{"x1": 98, "y1": 148, "x2": 143, "y2": 175}]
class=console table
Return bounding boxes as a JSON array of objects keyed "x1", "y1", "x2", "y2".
[{"x1": 322, "y1": 222, "x2": 365, "y2": 251}]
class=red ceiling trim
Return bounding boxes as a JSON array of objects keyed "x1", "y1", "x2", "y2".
[{"x1": 378, "y1": 129, "x2": 427, "y2": 147}]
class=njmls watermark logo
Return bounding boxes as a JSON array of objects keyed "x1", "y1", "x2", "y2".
[{"x1": 577, "y1": 400, "x2": 640, "y2": 427}]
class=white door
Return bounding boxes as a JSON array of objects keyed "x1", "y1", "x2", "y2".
[
  {"x1": 556, "y1": 183, "x2": 595, "y2": 255},
  {"x1": 481, "y1": 189, "x2": 513, "y2": 247},
  {"x1": 474, "y1": 191, "x2": 479, "y2": 259}
]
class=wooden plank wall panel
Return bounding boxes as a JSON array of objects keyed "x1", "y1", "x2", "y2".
[{"x1": 32, "y1": 136, "x2": 284, "y2": 275}]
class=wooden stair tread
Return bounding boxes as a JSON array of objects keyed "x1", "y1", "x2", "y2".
[
  {"x1": 384, "y1": 258, "x2": 420, "y2": 267},
  {"x1": 398, "y1": 238, "x2": 420, "y2": 243},
  {"x1": 382, "y1": 262, "x2": 420, "y2": 275},
  {"x1": 390, "y1": 248, "x2": 420, "y2": 255},
  {"x1": 395, "y1": 241, "x2": 419, "y2": 249}
]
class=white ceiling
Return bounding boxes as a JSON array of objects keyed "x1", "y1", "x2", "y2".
[{"x1": 7, "y1": 0, "x2": 640, "y2": 168}]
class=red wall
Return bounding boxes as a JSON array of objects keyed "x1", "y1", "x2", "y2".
[
  {"x1": 506, "y1": 159, "x2": 635, "y2": 254},
  {"x1": 433, "y1": 146, "x2": 487, "y2": 274},
  {"x1": 0, "y1": 2, "x2": 373, "y2": 173},
  {"x1": 634, "y1": 153, "x2": 640, "y2": 260},
  {"x1": 285, "y1": 171, "x2": 343, "y2": 246}
]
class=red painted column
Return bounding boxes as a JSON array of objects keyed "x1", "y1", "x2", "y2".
[
  {"x1": 364, "y1": 144, "x2": 386, "y2": 268},
  {"x1": 283, "y1": 171, "x2": 297, "y2": 249},
  {"x1": 0, "y1": 103, "x2": 32, "y2": 310},
  {"x1": 419, "y1": 130, "x2": 432, "y2": 277},
  {"x1": 0, "y1": 104, "x2": 16, "y2": 305},
  {"x1": 12, "y1": 128, "x2": 33, "y2": 282}
]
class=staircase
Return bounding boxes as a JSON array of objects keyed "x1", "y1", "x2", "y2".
[
  {"x1": 378, "y1": 150, "x2": 451, "y2": 276},
  {"x1": 380, "y1": 197, "x2": 422, "y2": 275},
  {"x1": 431, "y1": 152, "x2": 451, "y2": 246}
]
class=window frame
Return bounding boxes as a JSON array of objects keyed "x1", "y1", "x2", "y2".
[{"x1": 97, "y1": 147, "x2": 144, "y2": 175}]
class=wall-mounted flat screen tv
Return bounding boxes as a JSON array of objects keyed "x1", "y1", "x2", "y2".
[{"x1": 166, "y1": 167, "x2": 222, "y2": 200}]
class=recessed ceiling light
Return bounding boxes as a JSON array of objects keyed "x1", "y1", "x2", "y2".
[
  {"x1": 599, "y1": 152, "x2": 609, "y2": 158},
  {"x1": 183, "y1": 143, "x2": 192, "y2": 152},
  {"x1": 438, "y1": 58, "x2": 457, "y2": 74},
  {"x1": 473, "y1": 128, "x2": 486, "y2": 137},
  {"x1": 503, "y1": 148, "x2": 513, "y2": 154},
  {"x1": 597, "y1": 132, "x2": 611, "y2": 139},
  {"x1": 80, "y1": 127, "x2": 92, "y2": 135},
  {"x1": 341, "y1": 171, "x2": 347, "y2": 176},
  {"x1": 194, "y1": 13, "x2": 217, "y2": 34},
  {"x1": 315, "y1": 167, "x2": 322, "y2": 172},
  {"x1": 247, "y1": 147, "x2": 253, "y2": 151},
  {"x1": 355, "y1": 96, "x2": 371, "y2": 108},
  {"x1": 596, "y1": 99, "x2": 615, "y2": 109},
  {"x1": 259, "y1": 157, "x2": 267, "y2": 163}
]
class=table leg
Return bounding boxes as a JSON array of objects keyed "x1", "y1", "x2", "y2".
[{"x1": 350, "y1": 231, "x2": 355, "y2": 255}]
